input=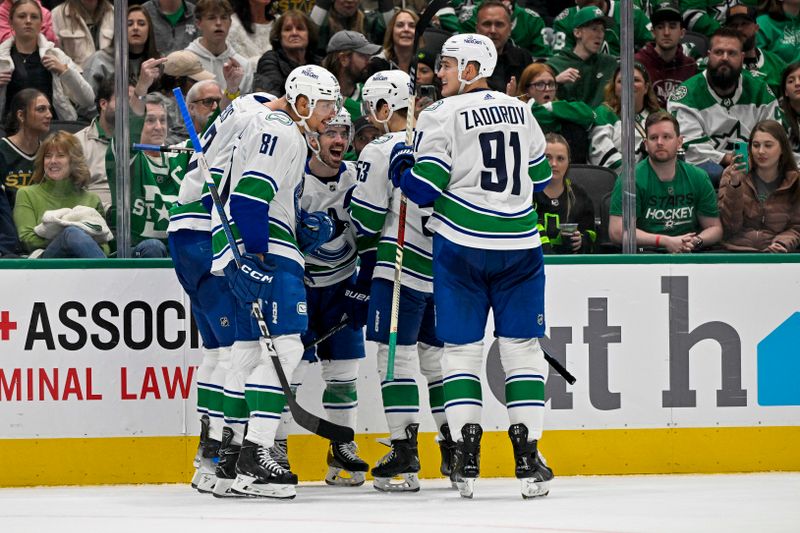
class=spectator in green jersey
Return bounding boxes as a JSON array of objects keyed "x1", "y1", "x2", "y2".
[
  {"x1": 756, "y1": 0, "x2": 800, "y2": 65},
  {"x1": 609, "y1": 110, "x2": 722, "y2": 253}
]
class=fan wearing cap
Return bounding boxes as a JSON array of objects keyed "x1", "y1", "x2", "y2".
[
  {"x1": 683, "y1": 0, "x2": 759, "y2": 38},
  {"x1": 309, "y1": 0, "x2": 394, "y2": 58},
  {"x1": 635, "y1": 0, "x2": 699, "y2": 107},
  {"x1": 185, "y1": 0, "x2": 253, "y2": 99},
  {"x1": 158, "y1": 49, "x2": 217, "y2": 144},
  {"x1": 547, "y1": 5, "x2": 619, "y2": 108},
  {"x1": 207, "y1": 65, "x2": 342, "y2": 499},
  {"x1": 552, "y1": 0, "x2": 653, "y2": 57},
  {"x1": 322, "y1": 29, "x2": 380, "y2": 119},
  {"x1": 707, "y1": 3, "x2": 786, "y2": 95}
]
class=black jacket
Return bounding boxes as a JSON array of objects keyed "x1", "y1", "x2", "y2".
[{"x1": 488, "y1": 41, "x2": 533, "y2": 92}]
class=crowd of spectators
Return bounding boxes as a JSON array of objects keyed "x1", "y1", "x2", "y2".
[{"x1": 0, "y1": 0, "x2": 799, "y2": 259}]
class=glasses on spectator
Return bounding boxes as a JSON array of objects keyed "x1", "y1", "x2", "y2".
[
  {"x1": 192, "y1": 98, "x2": 221, "y2": 108},
  {"x1": 528, "y1": 81, "x2": 556, "y2": 91}
]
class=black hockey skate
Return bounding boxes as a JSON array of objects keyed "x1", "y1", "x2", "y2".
[
  {"x1": 231, "y1": 440, "x2": 298, "y2": 499},
  {"x1": 450, "y1": 423, "x2": 482, "y2": 499},
  {"x1": 270, "y1": 439, "x2": 290, "y2": 471},
  {"x1": 326, "y1": 441, "x2": 369, "y2": 486},
  {"x1": 371, "y1": 424, "x2": 421, "y2": 492},
  {"x1": 192, "y1": 414, "x2": 210, "y2": 470},
  {"x1": 212, "y1": 427, "x2": 242, "y2": 498},
  {"x1": 509, "y1": 423, "x2": 554, "y2": 499},
  {"x1": 438, "y1": 423, "x2": 457, "y2": 477}
]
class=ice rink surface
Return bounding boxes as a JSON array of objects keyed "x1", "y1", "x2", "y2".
[{"x1": 2, "y1": 473, "x2": 799, "y2": 533}]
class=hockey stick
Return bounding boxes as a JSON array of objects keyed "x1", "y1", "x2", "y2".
[
  {"x1": 545, "y1": 352, "x2": 576, "y2": 385},
  {"x1": 173, "y1": 88, "x2": 355, "y2": 443},
  {"x1": 133, "y1": 143, "x2": 195, "y2": 154},
  {"x1": 303, "y1": 316, "x2": 350, "y2": 351},
  {"x1": 386, "y1": 0, "x2": 450, "y2": 381}
]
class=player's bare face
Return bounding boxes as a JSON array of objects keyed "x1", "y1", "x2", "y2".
[
  {"x1": 645, "y1": 120, "x2": 681, "y2": 164},
  {"x1": 653, "y1": 21, "x2": 682, "y2": 52},
  {"x1": 437, "y1": 56, "x2": 460, "y2": 97},
  {"x1": 545, "y1": 142, "x2": 569, "y2": 182},
  {"x1": 320, "y1": 125, "x2": 349, "y2": 166},
  {"x1": 784, "y1": 67, "x2": 800, "y2": 105}
]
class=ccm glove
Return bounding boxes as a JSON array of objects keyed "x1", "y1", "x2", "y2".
[
  {"x1": 297, "y1": 210, "x2": 335, "y2": 254},
  {"x1": 389, "y1": 142, "x2": 415, "y2": 188},
  {"x1": 228, "y1": 253, "x2": 275, "y2": 305}
]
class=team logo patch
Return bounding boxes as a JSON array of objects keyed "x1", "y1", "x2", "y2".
[
  {"x1": 372, "y1": 134, "x2": 392, "y2": 144},
  {"x1": 220, "y1": 316, "x2": 230, "y2": 327},
  {"x1": 266, "y1": 112, "x2": 292, "y2": 126},
  {"x1": 297, "y1": 302, "x2": 307, "y2": 315},
  {"x1": 423, "y1": 100, "x2": 445, "y2": 112},
  {"x1": 670, "y1": 85, "x2": 688, "y2": 101},
  {"x1": 537, "y1": 314, "x2": 544, "y2": 326}
]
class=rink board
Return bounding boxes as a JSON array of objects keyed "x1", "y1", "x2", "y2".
[{"x1": 1, "y1": 256, "x2": 799, "y2": 486}]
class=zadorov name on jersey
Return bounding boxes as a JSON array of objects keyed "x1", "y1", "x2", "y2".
[
  {"x1": 460, "y1": 105, "x2": 526, "y2": 131},
  {"x1": 21, "y1": 300, "x2": 201, "y2": 352}
]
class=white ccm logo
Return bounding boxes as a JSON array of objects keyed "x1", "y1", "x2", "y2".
[{"x1": 241, "y1": 264, "x2": 273, "y2": 283}]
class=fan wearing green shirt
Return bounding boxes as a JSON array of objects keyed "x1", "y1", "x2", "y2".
[{"x1": 609, "y1": 110, "x2": 722, "y2": 253}]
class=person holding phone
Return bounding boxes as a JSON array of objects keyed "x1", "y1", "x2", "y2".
[{"x1": 718, "y1": 119, "x2": 800, "y2": 252}]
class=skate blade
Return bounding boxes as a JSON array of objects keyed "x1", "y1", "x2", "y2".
[
  {"x1": 325, "y1": 466, "x2": 366, "y2": 487},
  {"x1": 212, "y1": 478, "x2": 244, "y2": 499},
  {"x1": 372, "y1": 473, "x2": 420, "y2": 492},
  {"x1": 455, "y1": 478, "x2": 475, "y2": 499},
  {"x1": 193, "y1": 471, "x2": 217, "y2": 494},
  {"x1": 521, "y1": 478, "x2": 550, "y2": 499},
  {"x1": 231, "y1": 475, "x2": 297, "y2": 499}
]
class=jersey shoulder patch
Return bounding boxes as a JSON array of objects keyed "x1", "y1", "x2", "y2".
[
  {"x1": 371, "y1": 133, "x2": 393, "y2": 145},
  {"x1": 670, "y1": 85, "x2": 688, "y2": 102},
  {"x1": 265, "y1": 111, "x2": 293, "y2": 127},
  {"x1": 422, "y1": 100, "x2": 446, "y2": 113}
]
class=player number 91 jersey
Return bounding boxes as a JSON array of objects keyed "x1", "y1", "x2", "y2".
[{"x1": 411, "y1": 90, "x2": 552, "y2": 250}]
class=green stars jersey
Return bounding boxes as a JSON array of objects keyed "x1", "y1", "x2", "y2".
[
  {"x1": 0, "y1": 137, "x2": 36, "y2": 207},
  {"x1": 210, "y1": 109, "x2": 307, "y2": 274},
  {"x1": 552, "y1": 0, "x2": 652, "y2": 56},
  {"x1": 666, "y1": 71, "x2": 782, "y2": 165},
  {"x1": 168, "y1": 93, "x2": 276, "y2": 233},
  {"x1": 302, "y1": 161, "x2": 359, "y2": 287},
  {"x1": 409, "y1": 89, "x2": 551, "y2": 251},
  {"x1": 609, "y1": 159, "x2": 719, "y2": 236},
  {"x1": 683, "y1": 0, "x2": 760, "y2": 37},
  {"x1": 756, "y1": 12, "x2": 800, "y2": 64},
  {"x1": 349, "y1": 131, "x2": 434, "y2": 293},
  {"x1": 589, "y1": 105, "x2": 653, "y2": 170}
]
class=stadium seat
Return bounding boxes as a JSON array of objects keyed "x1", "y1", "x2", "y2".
[
  {"x1": 681, "y1": 31, "x2": 709, "y2": 59},
  {"x1": 566, "y1": 164, "x2": 617, "y2": 229}
]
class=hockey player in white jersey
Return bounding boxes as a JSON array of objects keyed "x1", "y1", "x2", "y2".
[
  {"x1": 166, "y1": 91, "x2": 277, "y2": 494},
  {"x1": 389, "y1": 34, "x2": 555, "y2": 499},
  {"x1": 210, "y1": 65, "x2": 341, "y2": 499},
  {"x1": 348, "y1": 70, "x2": 452, "y2": 493},
  {"x1": 272, "y1": 108, "x2": 371, "y2": 486}
]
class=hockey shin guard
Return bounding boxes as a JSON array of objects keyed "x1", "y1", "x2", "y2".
[
  {"x1": 196, "y1": 347, "x2": 220, "y2": 419},
  {"x1": 418, "y1": 342, "x2": 447, "y2": 436},
  {"x1": 321, "y1": 359, "x2": 359, "y2": 430},
  {"x1": 274, "y1": 360, "x2": 309, "y2": 441},
  {"x1": 224, "y1": 340, "x2": 262, "y2": 445},
  {"x1": 500, "y1": 337, "x2": 547, "y2": 440},
  {"x1": 377, "y1": 343, "x2": 420, "y2": 440},
  {"x1": 206, "y1": 346, "x2": 231, "y2": 441},
  {"x1": 244, "y1": 334, "x2": 304, "y2": 448},
  {"x1": 443, "y1": 341, "x2": 484, "y2": 438}
]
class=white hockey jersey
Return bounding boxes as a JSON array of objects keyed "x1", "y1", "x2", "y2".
[
  {"x1": 408, "y1": 89, "x2": 551, "y2": 250},
  {"x1": 301, "y1": 161, "x2": 359, "y2": 287},
  {"x1": 350, "y1": 131, "x2": 434, "y2": 293},
  {"x1": 210, "y1": 109, "x2": 307, "y2": 274},
  {"x1": 167, "y1": 93, "x2": 275, "y2": 233}
]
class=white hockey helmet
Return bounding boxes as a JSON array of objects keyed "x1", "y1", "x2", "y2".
[
  {"x1": 361, "y1": 70, "x2": 411, "y2": 133},
  {"x1": 438, "y1": 33, "x2": 497, "y2": 90},
  {"x1": 285, "y1": 65, "x2": 342, "y2": 121}
]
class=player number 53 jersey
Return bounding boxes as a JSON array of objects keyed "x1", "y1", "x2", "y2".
[
  {"x1": 302, "y1": 161, "x2": 359, "y2": 287},
  {"x1": 410, "y1": 90, "x2": 551, "y2": 250}
]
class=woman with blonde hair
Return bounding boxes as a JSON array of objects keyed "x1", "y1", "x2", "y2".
[
  {"x1": 12, "y1": 131, "x2": 110, "y2": 258},
  {"x1": 718, "y1": 119, "x2": 800, "y2": 252},
  {"x1": 590, "y1": 63, "x2": 662, "y2": 173},
  {"x1": 513, "y1": 62, "x2": 594, "y2": 164}
]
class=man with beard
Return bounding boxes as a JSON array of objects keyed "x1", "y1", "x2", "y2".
[
  {"x1": 667, "y1": 27, "x2": 781, "y2": 186},
  {"x1": 322, "y1": 30, "x2": 381, "y2": 119},
  {"x1": 609, "y1": 111, "x2": 722, "y2": 253},
  {"x1": 635, "y1": 0, "x2": 698, "y2": 107}
]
